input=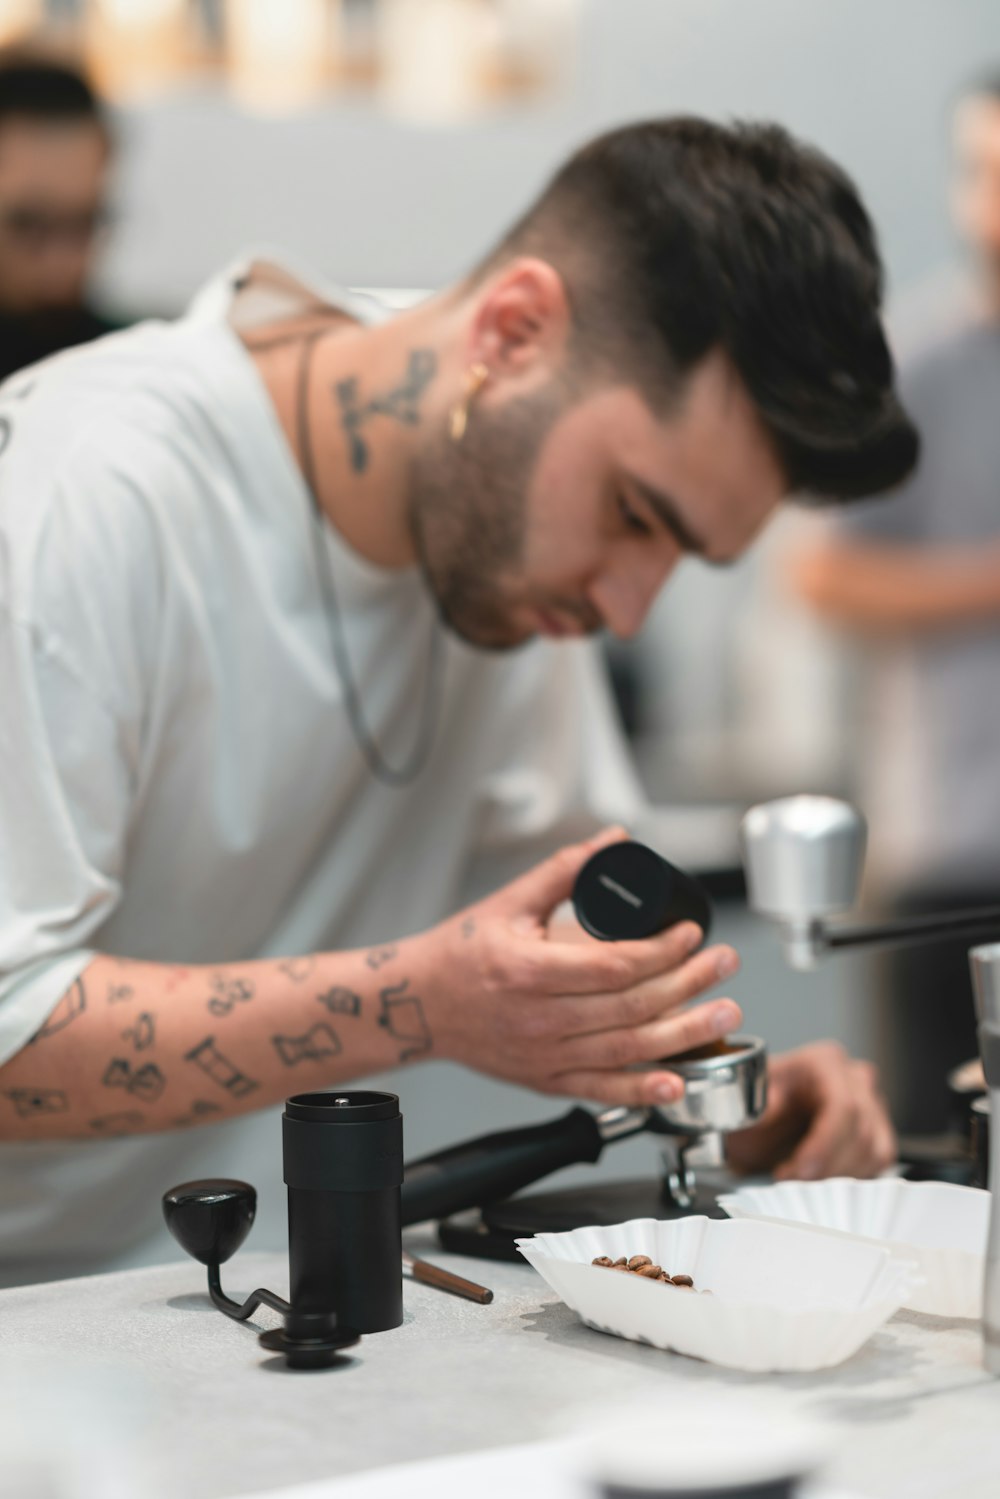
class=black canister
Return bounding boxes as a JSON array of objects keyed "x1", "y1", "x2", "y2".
[
  {"x1": 283, "y1": 1090, "x2": 403, "y2": 1334},
  {"x1": 572, "y1": 840, "x2": 712, "y2": 944}
]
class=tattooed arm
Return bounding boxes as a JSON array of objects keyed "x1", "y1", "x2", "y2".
[
  {"x1": 0, "y1": 947, "x2": 415, "y2": 1142},
  {"x1": 0, "y1": 830, "x2": 748, "y2": 1143}
]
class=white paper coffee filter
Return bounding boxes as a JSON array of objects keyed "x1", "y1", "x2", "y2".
[
  {"x1": 516, "y1": 1215, "x2": 918, "y2": 1373},
  {"x1": 718, "y1": 1178, "x2": 988, "y2": 1318}
]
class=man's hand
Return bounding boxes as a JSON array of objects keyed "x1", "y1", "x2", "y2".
[
  {"x1": 416, "y1": 829, "x2": 743, "y2": 1109},
  {"x1": 724, "y1": 1041, "x2": 896, "y2": 1180}
]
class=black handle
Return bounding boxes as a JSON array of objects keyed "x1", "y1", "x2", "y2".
[
  {"x1": 401, "y1": 1106, "x2": 605, "y2": 1226},
  {"x1": 828, "y1": 905, "x2": 1000, "y2": 954}
]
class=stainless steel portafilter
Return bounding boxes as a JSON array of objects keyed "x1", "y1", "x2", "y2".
[{"x1": 740, "y1": 796, "x2": 866, "y2": 970}]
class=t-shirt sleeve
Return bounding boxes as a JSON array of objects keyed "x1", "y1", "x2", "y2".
[
  {"x1": 0, "y1": 611, "x2": 135, "y2": 1064},
  {"x1": 459, "y1": 640, "x2": 652, "y2": 899}
]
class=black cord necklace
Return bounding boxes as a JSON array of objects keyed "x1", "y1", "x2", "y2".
[{"x1": 295, "y1": 328, "x2": 445, "y2": 787}]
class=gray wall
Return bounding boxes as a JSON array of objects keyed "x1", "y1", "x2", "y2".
[
  {"x1": 93, "y1": 0, "x2": 998, "y2": 1272},
  {"x1": 99, "y1": 0, "x2": 996, "y2": 313}
]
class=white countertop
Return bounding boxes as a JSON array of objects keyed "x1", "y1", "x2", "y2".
[{"x1": 0, "y1": 1230, "x2": 996, "y2": 1499}]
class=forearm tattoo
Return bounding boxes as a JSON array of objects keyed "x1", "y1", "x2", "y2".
[
  {"x1": 336, "y1": 349, "x2": 437, "y2": 473},
  {"x1": 378, "y1": 978, "x2": 433, "y2": 1063},
  {"x1": 207, "y1": 975, "x2": 255, "y2": 1018},
  {"x1": 272, "y1": 1023, "x2": 342, "y2": 1067},
  {"x1": 103, "y1": 1058, "x2": 166, "y2": 1104},
  {"x1": 185, "y1": 1036, "x2": 260, "y2": 1099},
  {"x1": 317, "y1": 986, "x2": 362, "y2": 1017},
  {"x1": 121, "y1": 1012, "x2": 155, "y2": 1051},
  {"x1": 278, "y1": 957, "x2": 316, "y2": 983},
  {"x1": 30, "y1": 977, "x2": 86, "y2": 1041},
  {"x1": 4, "y1": 1087, "x2": 69, "y2": 1117},
  {"x1": 171, "y1": 1100, "x2": 222, "y2": 1129},
  {"x1": 366, "y1": 944, "x2": 398, "y2": 972}
]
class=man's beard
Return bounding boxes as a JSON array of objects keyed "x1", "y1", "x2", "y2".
[{"x1": 407, "y1": 381, "x2": 598, "y2": 650}]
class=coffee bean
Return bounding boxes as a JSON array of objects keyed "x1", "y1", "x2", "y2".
[{"x1": 596, "y1": 1251, "x2": 703, "y2": 1292}]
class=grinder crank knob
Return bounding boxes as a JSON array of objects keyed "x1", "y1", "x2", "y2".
[{"x1": 162, "y1": 1178, "x2": 256, "y2": 1267}]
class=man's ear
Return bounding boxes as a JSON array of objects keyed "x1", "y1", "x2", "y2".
[{"x1": 466, "y1": 257, "x2": 571, "y2": 384}]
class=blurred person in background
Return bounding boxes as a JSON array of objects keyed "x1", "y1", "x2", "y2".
[
  {"x1": 0, "y1": 118, "x2": 914, "y2": 1279},
  {"x1": 0, "y1": 53, "x2": 117, "y2": 383},
  {"x1": 791, "y1": 73, "x2": 1000, "y2": 1137}
]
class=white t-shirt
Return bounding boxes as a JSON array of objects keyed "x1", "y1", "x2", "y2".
[{"x1": 0, "y1": 257, "x2": 648, "y2": 1274}]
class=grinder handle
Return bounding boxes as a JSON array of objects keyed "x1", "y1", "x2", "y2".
[{"x1": 401, "y1": 1106, "x2": 606, "y2": 1226}]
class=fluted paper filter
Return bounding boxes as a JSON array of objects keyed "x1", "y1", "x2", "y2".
[
  {"x1": 719, "y1": 1177, "x2": 987, "y2": 1318},
  {"x1": 516, "y1": 1215, "x2": 918, "y2": 1373}
]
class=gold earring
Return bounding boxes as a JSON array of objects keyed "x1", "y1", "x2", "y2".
[{"x1": 449, "y1": 362, "x2": 489, "y2": 444}]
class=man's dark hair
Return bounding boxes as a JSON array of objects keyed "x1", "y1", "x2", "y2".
[
  {"x1": 0, "y1": 52, "x2": 108, "y2": 136},
  {"x1": 480, "y1": 117, "x2": 918, "y2": 503}
]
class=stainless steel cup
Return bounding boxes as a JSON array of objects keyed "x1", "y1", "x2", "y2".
[
  {"x1": 656, "y1": 1034, "x2": 768, "y2": 1135},
  {"x1": 970, "y1": 942, "x2": 1000, "y2": 1025}
]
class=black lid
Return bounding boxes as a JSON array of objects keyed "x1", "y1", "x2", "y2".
[
  {"x1": 572, "y1": 840, "x2": 712, "y2": 943},
  {"x1": 285, "y1": 1090, "x2": 399, "y2": 1123}
]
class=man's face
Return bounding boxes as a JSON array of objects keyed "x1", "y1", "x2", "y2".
[
  {"x1": 0, "y1": 115, "x2": 110, "y2": 315},
  {"x1": 409, "y1": 347, "x2": 786, "y2": 650},
  {"x1": 952, "y1": 94, "x2": 1000, "y2": 278}
]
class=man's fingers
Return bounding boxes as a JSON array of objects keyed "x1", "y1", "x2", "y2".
[
  {"x1": 522, "y1": 922, "x2": 727, "y2": 996},
  {"x1": 531, "y1": 942, "x2": 740, "y2": 1036},
  {"x1": 772, "y1": 1078, "x2": 854, "y2": 1181},
  {"x1": 498, "y1": 827, "x2": 629, "y2": 926},
  {"x1": 793, "y1": 1072, "x2": 896, "y2": 1181},
  {"x1": 545, "y1": 1067, "x2": 685, "y2": 1109},
  {"x1": 555, "y1": 998, "x2": 743, "y2": 1073}
]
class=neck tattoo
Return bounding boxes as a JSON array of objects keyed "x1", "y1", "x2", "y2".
[
  {"x1": 335, "y1": 348, "x2": 438, "y2": 474},
  {"x1": 296, "y1": 330, "x2": 445, "y2": 788}
]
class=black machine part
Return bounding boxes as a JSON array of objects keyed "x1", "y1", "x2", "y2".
[
  {"x1": 572, "y1": 840, "x2": 713, "y2": 943},
  {"x1": 437, "y1": 1171, "x2": 731, "y2": 1263},
  {"x1": 401, "y1": 1103, "x2": 656, "y2": 1227}
]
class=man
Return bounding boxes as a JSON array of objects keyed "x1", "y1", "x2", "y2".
[
  {"x1": 0, "y1": 53, "x2": 117, "y2": 383},
  {"x1": 0, "y1": 118, "x2": 912, "y2": 1276},
  {"x1": 792, "y1": 76, "x2": 1000, "y2": 1134}
]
